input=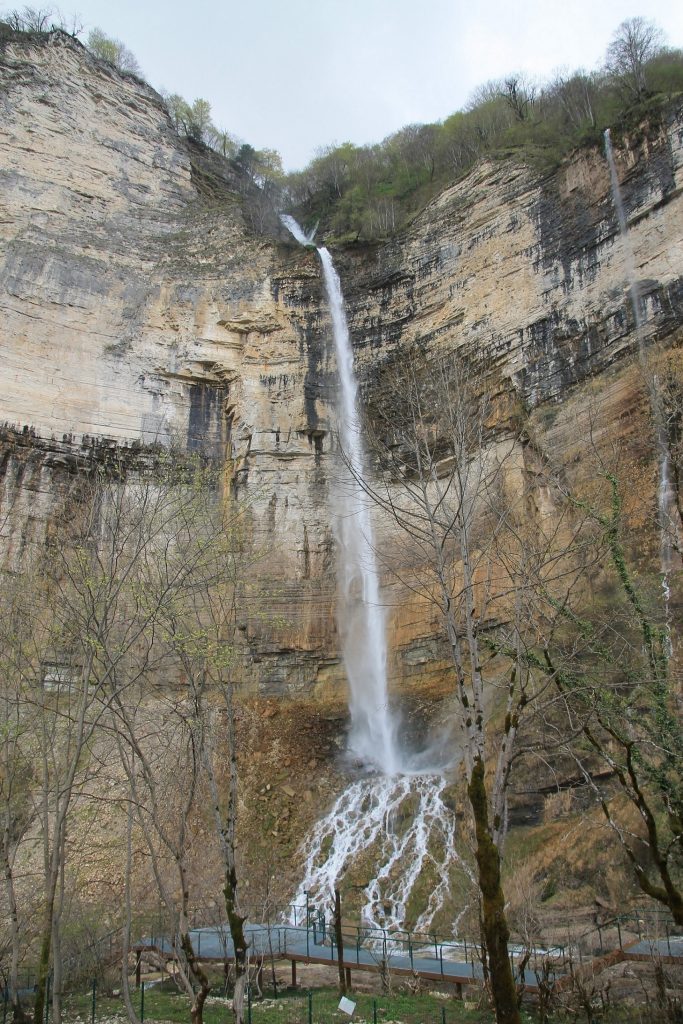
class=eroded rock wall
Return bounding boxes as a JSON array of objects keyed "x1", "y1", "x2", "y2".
[{"x1": 1, "y1": 32, "x2": 682, "y2": 703}]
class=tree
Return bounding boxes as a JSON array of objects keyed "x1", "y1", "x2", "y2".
[
  {"x1": 541, "y1": 467, "x2": 682, "y2": 923},
  {"x1": 80, "y1": 456, "x2": 257, "y2": 1024},
  {"x1": 0, "y1": 452, "x2": 247, "y2": 1024},
  {"x1": 605, "y1": 17, "x2": 665, "y2": 102},
  {"x1": 355, "y1": 349, "x2": 594, "y2": 1024},
  {"x1": 86, "y1": 28, "x2": 140, "y2": 76},
  {"x1": 499, "y1": 75, "x2": 537, "y2": 122},
  {"x1": 0, "y1": 565, "x2": 41, "y2": 1023},
  {"x1": 185, "y1": 98, "x2": 213, "y2": 143},
  {"x1": 546, "y1": 70, "x2": 598, "y2": 132}
]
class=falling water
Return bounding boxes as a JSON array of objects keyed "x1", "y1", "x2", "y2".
[
  {"x1": 282, "y1": 215, "x2": 400, "y2": 774},
  {"x1": 281, "y1": 215, "x2": 462, "y2": 933},
  {"x1": 603, "y1": 130, "x2": 679, "y2": 592}
]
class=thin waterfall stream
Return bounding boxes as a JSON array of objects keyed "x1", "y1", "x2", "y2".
[
  {"x1": 603, "y1": 130, "x2": 680, "y2": 597},
  {"x1": 281, "y1": 216, "x2": 465, "y2": 933}
]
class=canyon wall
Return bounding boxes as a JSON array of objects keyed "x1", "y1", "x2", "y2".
[{"x1": 1, "y1": 31, "x2": 682, "y2": 706}]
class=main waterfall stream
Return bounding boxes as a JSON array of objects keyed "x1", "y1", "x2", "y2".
[{"x1": 281, "y1": 216, "x2": 468, "y2": 933}]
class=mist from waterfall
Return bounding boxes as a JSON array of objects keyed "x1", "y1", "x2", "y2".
[{"x1": 603, "y1": 130, "x2": 679, "y2": 587}]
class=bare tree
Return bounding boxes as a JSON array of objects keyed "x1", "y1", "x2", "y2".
[
  {"x1": 605, "y1": 17, "x2": 665, "y2": 101},
  {"x1": 547, "y1": 70, "x2": 598, "y2": 131},
  {"x1": 0, "y1": 567, "x2": 41, "y2": 1023},
  {"x1": 354, "y1": 349, "x2": 595, "y2": 1024},
  {"x1": 1, "y1": 6, "x2": 78, "y2": 32},
  {"x1": 499, "y1": 75, "x2": 537, "y2": 122}
]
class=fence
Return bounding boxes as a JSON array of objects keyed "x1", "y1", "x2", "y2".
[{"x1": 46, "y1": 983, "x2": 480, "y2": 1024}]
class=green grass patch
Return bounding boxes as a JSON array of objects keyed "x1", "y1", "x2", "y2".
[{"x1": 63, "y1": 980, "x2": 506, "y2": 1024}]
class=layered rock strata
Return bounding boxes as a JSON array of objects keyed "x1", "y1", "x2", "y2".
[{"x1": 1, "y1": 31, "x2": 682, "y2": 702}]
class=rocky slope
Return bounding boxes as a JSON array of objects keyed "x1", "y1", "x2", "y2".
[{"x1": 1, "y1": 30, "x2": 682, "y2": 711}]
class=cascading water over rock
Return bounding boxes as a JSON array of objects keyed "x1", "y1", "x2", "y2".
[{"x1": 291, "y1": 775, "x2": 473, "y2": 935}]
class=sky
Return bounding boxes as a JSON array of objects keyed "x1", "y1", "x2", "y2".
[{"x1": 19, "y1": 0, "x2": 683, "y2": 170}]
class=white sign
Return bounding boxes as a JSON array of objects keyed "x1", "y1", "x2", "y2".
[{"x1": 338, "y1": 996, "x2": 356, "y2": 1016}]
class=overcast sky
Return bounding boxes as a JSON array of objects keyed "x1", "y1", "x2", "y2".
[{"x1": 25, "y1": 0, "x2": 683, "y2": 169}]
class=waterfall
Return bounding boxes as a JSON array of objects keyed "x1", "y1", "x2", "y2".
[
  {"x1": 318, "y1": 248, "x2": 401, "y2": 775},
  {"x1": 603, "y1": 130, "x2": 679, "y2": 590},
  {"x1": 281, "y1": 215, "x2": 463, "y2": 934},
  {"x1": 282, "y1": 215, "x2": 400, "y2": 774}
]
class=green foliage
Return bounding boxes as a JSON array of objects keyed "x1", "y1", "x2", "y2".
[
  {"x1": 284, "y1": 20, "x2": 680, "y2": 243},
  {"x1": 86, "y1": 27, "x2": 140, "y2": 75}
]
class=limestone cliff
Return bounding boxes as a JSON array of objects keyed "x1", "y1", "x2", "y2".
[{"x1": 1, "y1": 31, "x2": 682, "y2": 708}]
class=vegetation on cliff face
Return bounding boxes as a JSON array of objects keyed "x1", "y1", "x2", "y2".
[
  {"x1": 286, "y1": 18, "x2": 683, "y2": 242},
  {"x1": 3, "y1": 9, "x2": 682, "y2": 246}
]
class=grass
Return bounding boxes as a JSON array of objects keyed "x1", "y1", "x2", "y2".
[{"x1": 62, "y1": 979, "x2": 509, "y2": 1024}]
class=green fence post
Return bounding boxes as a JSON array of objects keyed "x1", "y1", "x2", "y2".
[
  {"x1": 45, "y1": 973, "x2": 51, "y2": 1024},
  {"x1": 91, "y1": 980, "x2": 96, "y2": 1024},
  {"x1": 617, "y1": 919, "x2": 623, "y2": 950},
  {"x1": 247, "y1": 984, "x2": 252, "y2": 1024},
  {"x1": 373, "y1": 999, "x2": 377, "y2": 1024},
  {"x1": 441, "y1": 1006, "x2": 446, "y2": 1024},
  {"x1": 140, "y1": 981, "x2": 144, "y2": 1023},
  {"x1": 307, "y1": 990, "x2": 312, "y2": 1024}
]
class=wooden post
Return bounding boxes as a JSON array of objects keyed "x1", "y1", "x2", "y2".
[
  {"x1": 135, "y1": 953, "x2": 142, "y2": 990},
  {"x1": 345, "y1": 968, "x2": 352, "y2": 990},
  {"x1": 334, "y1": 888, "x2": 346, "y2": 995},
  {"x1": 291, "y1": 960, "x2": 297, "y2": 988}
]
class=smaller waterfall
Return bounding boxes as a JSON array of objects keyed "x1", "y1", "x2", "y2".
[
  {"x1": 604, "y1": 129, "x2": 644, "y2": 335},
  {"x1": 604, "y1": 130, "x2": 679, "y2": 589}
]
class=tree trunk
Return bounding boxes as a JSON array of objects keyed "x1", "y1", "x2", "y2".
[
  {"x1": 232, "y1": 973, "x2": 247, "y2": 1024},
  {"x1": 33, "y1": 880, "x2": 56, "y2": 1024},
  {"x1": 2, "y1": 837, "x2": 25, "y2": 1022},
  {"x1": 179, "y1": 932, "x2": 210, "y2": 1024},
  {"x1": 468, "y1": 758, "x2": 521, "y2": 1024},
  {"x1": 224, "y1": 867, "x2": 248, "y2": 1024},
  {"x1": 121, "y1": 796, "x2": 141, "y2": 1024},
  {"x1": 334, "y1": 889, "x2": 347, "y2": 995}
]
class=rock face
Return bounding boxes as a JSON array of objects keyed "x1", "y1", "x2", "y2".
[{"x1": 1, "y1": 32, "x2": 682, "y2": 702}]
